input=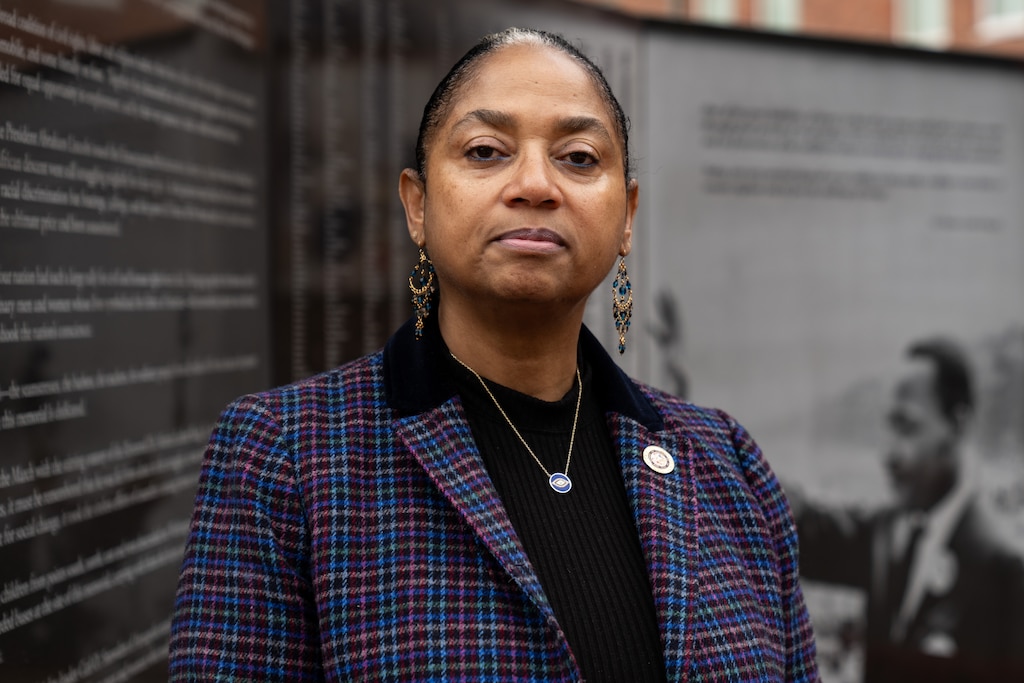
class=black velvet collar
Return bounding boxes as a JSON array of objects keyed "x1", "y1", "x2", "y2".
[{"x1": 383, "y1": 313, "x2": 664, "y2": 431}]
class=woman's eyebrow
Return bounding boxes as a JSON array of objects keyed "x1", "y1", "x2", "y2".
[
  {"x1": 555, "y1": 115, "x2": 613, "y2": 144},
  {"x1": 448, "y1": 110, "x2": 613, "y2": 144},
  {"x1": 448, "y1": 109, "x2": 515, "y2": 139}
]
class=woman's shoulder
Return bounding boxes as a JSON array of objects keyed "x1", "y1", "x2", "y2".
[
  {"x1": 630, "y1": 379, "x2": 739, "y2": 437},
  {"x1": 223, "y1": 350, "x2": 386, "y2": 422},
  {"x1": 630, "y1": 380, "x2": 797, "y2": 550},
  {"x1": 629, "y1": 378, "x2": 776, "y2": 484}
]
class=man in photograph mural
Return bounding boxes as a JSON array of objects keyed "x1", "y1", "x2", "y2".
[{"x1": 794, "y1": 337, "x2": 1024, "y2": 681}]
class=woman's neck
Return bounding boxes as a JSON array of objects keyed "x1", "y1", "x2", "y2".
[{"x1": 439, "y1": 301, "x2": 583, "y2": 401}]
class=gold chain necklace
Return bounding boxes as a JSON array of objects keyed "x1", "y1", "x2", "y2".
[{"x1": 451, "y1": 353, "x2": 582, "y2": 494}]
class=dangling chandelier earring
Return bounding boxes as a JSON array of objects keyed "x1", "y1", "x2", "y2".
[
  {"x1": 612, "y1": 257, "x2": 632, "y2": 354},
  {"x1": 409, "y1": 247, "x2": 436, "y2": 340}
]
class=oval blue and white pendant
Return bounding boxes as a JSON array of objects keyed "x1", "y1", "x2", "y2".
[{"x1": 549, "y1": 472, "x2": 572, "y2": 493}]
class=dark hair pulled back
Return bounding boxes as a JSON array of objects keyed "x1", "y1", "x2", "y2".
[{"x1": 414, "y1": 27, "x2": 632, "y2": 183}]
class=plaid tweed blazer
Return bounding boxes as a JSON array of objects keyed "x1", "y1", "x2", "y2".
[{"x1": 170, "y1": 318, "x2": 818, "y2": 682}]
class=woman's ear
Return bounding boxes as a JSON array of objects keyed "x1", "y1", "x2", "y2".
[
  {"x1": 399, "y1": 168, "x2": 427, "y2": 246},
  {"x1": 620, "y1": 178, "x2": 639, "y2": 256}
]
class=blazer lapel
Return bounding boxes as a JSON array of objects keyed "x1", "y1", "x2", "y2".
[
  {"x1": 610, "y1": 412, "x2": 697, "y2": 681},
  {"x1": 393, "y1": 396, "x2": 557, "y2": 623}
]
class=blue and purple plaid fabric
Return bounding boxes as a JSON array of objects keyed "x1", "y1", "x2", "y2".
[{"x1": 170, "y1": 323, "x2": 818, "y2": 682}]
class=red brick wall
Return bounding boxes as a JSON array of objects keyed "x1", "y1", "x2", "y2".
[
  {"x1": 592, "y1": 0, "x2": 682, "y2": 18},
  {"x1": 802, "y1": 0, "x2": 893, "y2": 42},
  {"x1": 571, "y1": 0, "x2": 1024, "y2": 58},
  {"x1": 738, "y1": 0, "x2": 756, "y2": 26},
  {"x1": 950, "y1": 0, "x2": 977, "y2": 47}
]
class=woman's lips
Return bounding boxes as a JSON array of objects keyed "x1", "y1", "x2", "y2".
[{"x1": 496, "y1": 228, "x2": 566, "y2": 253}]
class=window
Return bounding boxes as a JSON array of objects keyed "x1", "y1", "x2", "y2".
[
  {"x1": 985, "y1": 0, "x2": 1024, "y2": 15},
  {"x1": 976, "y1": 0, "x2": 1024, "y2": 41},
  {"x1": 756, "y1": 0, "x2": 801, "y2": 32},
  {"x1": 694, "y1": 0, "x2": 737, "y2": 26},
  {"x1": 896, "y1": 0, "x2": 950, "y2": 48}
]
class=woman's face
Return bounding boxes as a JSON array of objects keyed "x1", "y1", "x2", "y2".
[{"x1": 401, "y1": 43, "x2": 638, "y2": 315}]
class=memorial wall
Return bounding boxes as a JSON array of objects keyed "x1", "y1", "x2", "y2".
[
  {"x1": 1, "y1": 0, "x2": 1023, "y2": 681},
  {"x1": 0, "y1": 1, "x2": 268, "y2": 679}
]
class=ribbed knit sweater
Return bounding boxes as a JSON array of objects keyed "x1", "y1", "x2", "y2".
[{"x1": 448, "y1": 355, "x2": 667, "y2": 683}]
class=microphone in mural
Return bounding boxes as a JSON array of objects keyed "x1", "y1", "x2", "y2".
[{"x1": 648, "y1": 289, "x2": 689, "y2": 401}]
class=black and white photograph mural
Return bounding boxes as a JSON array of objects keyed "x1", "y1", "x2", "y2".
[{"x1": 638, "y1": 27, "x2": 1024, "y2": 682}]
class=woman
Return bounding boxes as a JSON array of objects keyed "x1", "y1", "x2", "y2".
[{"x1": 170, "y1": 28, "x2": 818, "y2": 682}]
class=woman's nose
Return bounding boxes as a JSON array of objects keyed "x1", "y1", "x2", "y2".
[{"x1": 502, "y1": 149, "x2": 563, "y2": 208}]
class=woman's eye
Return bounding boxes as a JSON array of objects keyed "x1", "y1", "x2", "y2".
[
  {"x1": 565, "y1": 151, "x2": 597, "y2": 167},
  {"x1": 467, "y1": 145, "x2": 504, "y2": 161}
]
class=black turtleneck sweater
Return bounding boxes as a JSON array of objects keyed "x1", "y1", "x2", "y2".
[{"x1": 448, "y1": 355, "x2": 667, "y2": 683}]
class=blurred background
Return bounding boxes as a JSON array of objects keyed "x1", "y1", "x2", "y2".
[{"x1": 0, "y1": 0, "x2": 1022, "y2": 680}]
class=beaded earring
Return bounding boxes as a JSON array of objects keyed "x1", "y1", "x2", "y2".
[
  {"x1": 409, "y1": 248, "x2": 436, "y2": 340},
  {"x1": 612, "y1": 257, "x2": 632, "y2": 354}
]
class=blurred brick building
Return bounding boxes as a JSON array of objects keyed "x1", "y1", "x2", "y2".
[{"x1": 574, "y1": 0, "x2": 1024, "y2": 58}]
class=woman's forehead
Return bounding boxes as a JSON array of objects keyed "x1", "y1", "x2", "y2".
[{"x1": 450, "y1": 45, "x2": 609, "y2": 116}]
